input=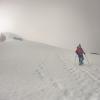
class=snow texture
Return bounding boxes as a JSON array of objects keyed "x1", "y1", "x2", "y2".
[{"x1": 0, "y1": 40, "x2": 100, "y2": 100}]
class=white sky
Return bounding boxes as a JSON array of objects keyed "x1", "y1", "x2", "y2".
[{"x1": 0, "y1": 0, "x2": 100, "y2": 53}]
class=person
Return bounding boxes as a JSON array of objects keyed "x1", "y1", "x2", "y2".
[
  {"x1": 0, "y1": 33, "x2": 6, "y2": 42},
  {"x1": 75, "y1": 44, "x2": 85, "y2": 65}
]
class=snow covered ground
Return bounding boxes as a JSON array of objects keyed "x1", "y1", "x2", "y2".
[{"x1": 0, "y1": 40, "x2": 100, "y2": 100}]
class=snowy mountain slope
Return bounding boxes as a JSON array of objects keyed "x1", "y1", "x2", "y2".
[{"x1": 0, "y1": 40, "x2": 100, "y2": 100}]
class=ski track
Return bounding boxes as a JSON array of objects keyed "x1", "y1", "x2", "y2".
[{"x1": 33, "y1": 50, "x2": 100, "y2": 100}]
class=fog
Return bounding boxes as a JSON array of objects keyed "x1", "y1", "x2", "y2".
[{"x1": 0, "y1": 0, "x2": 100, "y2": 53}]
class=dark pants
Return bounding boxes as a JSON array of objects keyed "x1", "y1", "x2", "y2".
[{"x1": 78, "y1": 55, "x2": 84, "y2": 65}]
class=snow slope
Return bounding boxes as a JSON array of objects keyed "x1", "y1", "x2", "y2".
[{"x1": 0, "y1": 40, "x2": 100, "y2": 100}]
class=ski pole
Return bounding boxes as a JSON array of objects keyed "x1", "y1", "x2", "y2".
[
  {"x1": 74, "y1": 54, "x2": 77, "y2": 65},
  {"x1": 84, "y1": 54, "x2": 89, "y2": 64}
]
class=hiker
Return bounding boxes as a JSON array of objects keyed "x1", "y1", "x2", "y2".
[
  {"x1": 75, "y1": 44, "x2": 85, "y2": 65},
  {"x1": 0, "y1": 33, "x2": 6, "y2": 42}
]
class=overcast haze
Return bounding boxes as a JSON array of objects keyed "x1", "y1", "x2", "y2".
[{"x1": 0, "y1": 0, "x2": 100, "y2": 53}]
